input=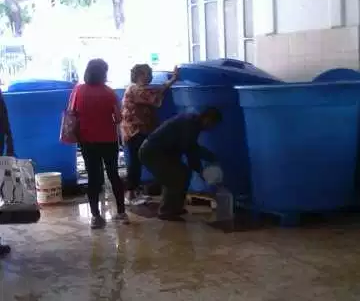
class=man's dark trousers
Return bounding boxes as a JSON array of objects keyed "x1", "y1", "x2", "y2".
[{"x1": 140, "y1": 148, "x2": 191, "y2": 215}]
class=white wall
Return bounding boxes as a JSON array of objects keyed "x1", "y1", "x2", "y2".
[
  {"x1": 253, "y1": 0, "x2": 274, "y2": 36},
  {"x1": 276, "y1": 0, "x2": 331, "y2": 33},
  {"x1": 253, "y1": 0, "x2": 360, "y2": 81},
  {"x1": 346, "y1": 0, "x2": 360, "y2": 26},
  {"x1": 253, "y1": 0, "x2": 360, "y2": 35},
  {"x1": 187, "y1": 0, "x2": 360, "y2": 81}
]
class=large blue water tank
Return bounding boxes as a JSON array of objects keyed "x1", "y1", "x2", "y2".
[
  {"x1": 236, "y1": 81, "x2": 360, "y2": 222},
  {"x1": 172, "y1": 86, "x2": 251, "y2": 197},
  {"x1": 313, "y1": 68, "x2": 360, "y2": 82},
  {"x1": 179, "y1": 59, "x2": 282, "y2": 86},
  {"x1": 3, "y1": 89, "x2": 77, "y2": 185},
  {"x1": 7, "y1": 79, "x2": 75, "y2": 92}
]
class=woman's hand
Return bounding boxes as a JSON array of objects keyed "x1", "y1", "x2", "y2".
[
  {"x1": 170, "y1": 66, "x2": 179, "y2": 83},
  {"x1": 161, "y1": 66, "x2": 179, "y2": 93}
]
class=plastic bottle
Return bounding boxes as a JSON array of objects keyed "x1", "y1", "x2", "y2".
[
  {"x1": 13, "y1": 177, "x2": 24, "y2": 204},
  {"x1": 1, "y1": 170, "x2": 14, "y2": 204},
  {"x1": 214, "y1": 185, "x2": 234, "y2": 222}
]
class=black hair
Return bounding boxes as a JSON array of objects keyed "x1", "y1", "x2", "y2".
[
  {"x1": 201, "y1": 107, "x2": 222, "y2": 123},
  {"x1": 84, "y1": 58, "x2": 108, "y2": 85},
  {"x1": 130, "y1": 64, "x2": 152, "y2": 83}
]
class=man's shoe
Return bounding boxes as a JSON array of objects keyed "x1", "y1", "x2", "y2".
[{"x1": 157, "y1": 213, "x2": 184, "y2": 221}]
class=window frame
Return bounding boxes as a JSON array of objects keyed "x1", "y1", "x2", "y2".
[{"x1": 187, "y1": 0, "x2": 256, "y2": 62}]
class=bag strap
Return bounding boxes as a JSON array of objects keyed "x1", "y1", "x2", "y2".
[{"x1": 67, "y1": 86, "x2": 79, "y2": 111}]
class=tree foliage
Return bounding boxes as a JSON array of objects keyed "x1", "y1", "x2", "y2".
[
  {"x1": 58, "y1": 0, "x2": 97, "y2": 8},
  {"x1": 0, "y1": 0, "x2": 125, "y2": 36},
  {"x1": 0, "y1": 0, "x2": 32, "y2": 36},
  {"x1": 59, "y1": 0, "x2": 124, "y2": 30}
]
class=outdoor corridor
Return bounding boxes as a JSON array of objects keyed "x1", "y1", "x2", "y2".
[{"x1": 0, "y1": 198, "x2": 359, "y2": 301}]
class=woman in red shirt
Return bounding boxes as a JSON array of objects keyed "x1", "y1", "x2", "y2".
[{"x1": 73, "y1": 59, "x2": 128, "y2": 229}]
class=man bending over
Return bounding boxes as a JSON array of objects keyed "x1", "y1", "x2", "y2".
[{"x1": 139, "y1": 107, "x2": 222, "y2": 220}]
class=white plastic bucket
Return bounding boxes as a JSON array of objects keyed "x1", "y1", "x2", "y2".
[{"x1": 35, "y1": 172, "x2": 63, "y2": 204}]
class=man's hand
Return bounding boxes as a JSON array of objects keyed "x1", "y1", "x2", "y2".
[{"x1": 199, "y1": 169, "x2": 206, "y2": 182}]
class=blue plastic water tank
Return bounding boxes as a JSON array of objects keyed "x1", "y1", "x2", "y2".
[
  {"x1": 236, "y1": 81, "x2": 360, "y2": 217},
  {"x1": 152, "y1": 71, "x2": 199, "y2": 86},
  {"x1": 3, "y1": 89, "x2": 77, "y2": 185},
  {"x1": 7, "y1": 79, "x2": 75, "y2": 92},
  {"x1": 313, "y1": 68, "x2": 360, "y2": 82},
  {"x1": 152, "y1": 71, "x2": 171, "y2": 84},
  {"x1": 179, "y1": 59, "x2": 282, "y2": 86},
  {"x1": 114, "y1": 88, "x2": 125, "y2": 102},
  {"x1": 172, "y1": 86, "x2": 251, "y2": 197}
]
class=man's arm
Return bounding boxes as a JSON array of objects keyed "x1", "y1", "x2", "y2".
[{"x1": 186, "y1": 144, "x2": 216, "y2": 174}]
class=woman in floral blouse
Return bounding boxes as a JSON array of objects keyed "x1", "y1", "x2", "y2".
[{"x1": 121, "y1": 64, "x2": 178, "y2": 205}]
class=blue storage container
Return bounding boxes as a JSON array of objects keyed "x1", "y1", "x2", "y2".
[
  {"x1": 179, "y1": 59, "x2": 282, "y2": 86},
  {"x1": 114, "y1": 88, "x2": 125, "y2": 102},
  {"x1": 172, "y1": 86, "x2": 251, "y2": 197},
  {"x1": 152, "y1": 71, "x2": 171, "y2": 84},
  {"x1": 236, "y1": 81, "x2": 360, "y2": 225},
  {"x1": 7, "y1": 79, "x2": 75, "y2": 92},
  {"x1": 313, "y1": 68, "x2": 360, "y2": 82},
  {"x1": 3, "y1": 89, "x2": 77, "y2": 185}
]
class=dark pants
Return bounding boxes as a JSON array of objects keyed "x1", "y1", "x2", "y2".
[
  {"x1": 81, "y1": 142, "x2": 125, "y2": 217},
  {"x1": 139, "y1": 145, "x2": 191, "y2": 215},
  {"x1": 124, "y1": 133, "x2": 147, "y2": 192}
]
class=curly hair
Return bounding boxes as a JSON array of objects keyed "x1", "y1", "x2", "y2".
[
  {"x1": 84, "y1": 58, "x2": 108, "y2": 85},
  {"x1": 130, "y1": 64, "x2": 152, "y2": 83}
]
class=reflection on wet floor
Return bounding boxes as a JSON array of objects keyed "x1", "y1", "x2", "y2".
[{"x1": 0, "y1": 198, "x2": 359, "y2": 301}]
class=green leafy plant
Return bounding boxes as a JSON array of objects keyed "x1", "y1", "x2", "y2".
[
  {"x1": 58, "y1": 0, "x2": 124, "y2": 30},
  {"x1": 58, "y1": 0, "x2": 97, "y2": 8},
  {"x1": 0, "y1": 0, "x2": 32, "y2": 36}
]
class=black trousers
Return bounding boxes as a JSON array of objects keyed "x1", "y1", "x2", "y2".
[
  {"x1": 81, "y1": 142, "x2": 125, "y2": 217},
  {"x1": 139, "y1": 145, "x2": 191, "y2": 215},
  {"x1": 124, "y1": 133, "x2": 147, "y2": 192}
]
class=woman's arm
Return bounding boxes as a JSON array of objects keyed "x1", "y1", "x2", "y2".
[
  {"x1": 125, "y1": 85, "x2": 163, "y2": 108},
  {"x1": 160, "y1": 66, "x2": 179, "y2": 93},
  {"x1": 113, "y1": 97, "x2": 122, "y2": 124}
]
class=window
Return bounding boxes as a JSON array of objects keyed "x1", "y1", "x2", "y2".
[
  {"x1": 245, "y1": 40, "x2": 255, "y2": 64},
  {"x1": 205, "y1": 1, "x2": 219, "y2": 59},
  {"x1": 192, "y1": 45, "x2": 201, "y2": 61},
  {"x1": 244, "y1": 0, "x2": 253, "y2": 38},
  {"x1": 187, "y1": 0, "x2": 254, "y2": 63},
  {"x1": 224, "y1": 0, "x2": 239, "y2": 58},
  {"x1": 191, "y1": 5, "x2": 200, "y2": 44}
]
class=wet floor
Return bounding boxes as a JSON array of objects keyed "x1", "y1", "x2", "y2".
[{"x1": 0, "y1": 197, "x2": 359, "y2": 301}]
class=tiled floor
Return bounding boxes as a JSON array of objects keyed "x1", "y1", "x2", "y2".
[{"x1": 0, "y1": 197, "x2": 359, "y2": 301}]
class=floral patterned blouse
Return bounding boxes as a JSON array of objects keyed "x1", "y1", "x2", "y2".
[{"x1": 120, "y1": 84, "x2": 163, "y2": 143}]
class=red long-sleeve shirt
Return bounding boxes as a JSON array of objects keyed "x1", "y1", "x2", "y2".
[{"x1": 72, "y1": 84, "x2": 120, "y2": 143}]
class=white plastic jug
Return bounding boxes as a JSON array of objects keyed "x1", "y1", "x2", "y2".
[
  {"x1": 202, "y1": 165, "x2": 234, "y2": 221},
  {"x1": 215, "y1": 186, "x2": 234, "y2": 222}
]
